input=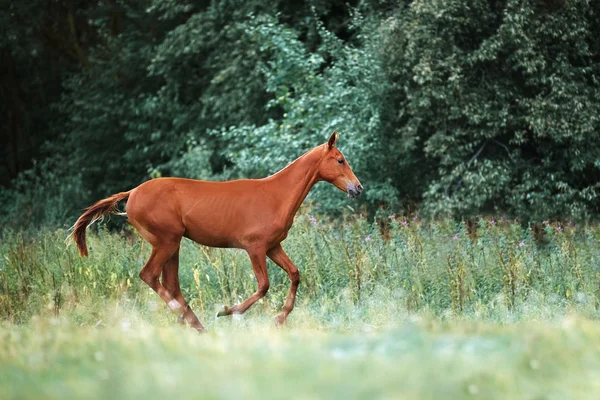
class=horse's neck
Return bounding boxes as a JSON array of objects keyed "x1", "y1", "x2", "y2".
[{"x1": 267, "y1": 146, "x2": 323, "y2": 225}]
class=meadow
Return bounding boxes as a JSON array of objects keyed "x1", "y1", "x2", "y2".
[{"x1": 2, "y1": 213, "x2": 600, "y2": 399}]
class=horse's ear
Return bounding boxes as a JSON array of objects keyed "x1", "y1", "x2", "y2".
[{"x1": 327, "y1": 131, "x2": 339, "y2": 150}]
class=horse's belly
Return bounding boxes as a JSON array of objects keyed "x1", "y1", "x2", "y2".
[
  {"x1": 183, "y1": 224, "x2": 241, "y2": 249},
  {"x1": 180, "y1": 192, "x2": 281, "y2": 249}
]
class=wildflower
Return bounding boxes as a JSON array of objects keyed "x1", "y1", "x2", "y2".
[
  {"x1": 519, "y1": 241, "x2": 525, "y2": 247},
  {"x1": 567, "y1": 221, "x2": 574, "y2": 227},
  {"x1": 452, "y1": 235, "x2": 459, "y2": 240},
  {"x1": 309, "y1": 216, "x2": 317, "y2": 224},
  {"x1": 413, "y1": 216, "x2": 419, "y2": 221},
  {"x1": 365, "y1": 236, "x2": 372, "y2": 242},
  {"x1": 401, "y1": 220, "x2": 409, "y2": 227},
  {"x1": 557, "y1": 226, "x2": 563, "y2": 232},
  {"x1": 490, "y1": 219, "x2": 497, "y2": 226},
  {"x1": 388, "y1": 215, "x2": 395, "y2": 220}
]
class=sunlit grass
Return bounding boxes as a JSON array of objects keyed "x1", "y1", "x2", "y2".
[{"x1": 2, "y1": 309, "x2": 600, "y2": 399}]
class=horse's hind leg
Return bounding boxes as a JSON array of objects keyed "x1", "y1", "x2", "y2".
[
  {"x1": 162, "y1": 250, "x2": 205, "y2": 332},
  {"x1": 217, "y1": 248, "x2": 269, "y2": 317},
  {"x1": 161, "y1": 251, "x2": 186, "y2": 326},
  {"x1": 139, "y1": 241, "x2": 190, "y2": 324}
]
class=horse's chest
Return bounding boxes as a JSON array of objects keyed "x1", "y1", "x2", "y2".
[
  {"x1": 269, "y1": 223, "x2": 290, "y2": 244},
  {"x1": 277, "y1": 230, "x2": 289, "y2": 242}
]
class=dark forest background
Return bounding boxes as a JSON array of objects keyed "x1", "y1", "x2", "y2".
[{"x1": 1, "y1": 0, "x2": 599, "y2": 229}]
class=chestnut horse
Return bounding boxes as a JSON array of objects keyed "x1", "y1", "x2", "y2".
[{"x1": 72, "y1": 132, "x2": 362, "y2": 332}]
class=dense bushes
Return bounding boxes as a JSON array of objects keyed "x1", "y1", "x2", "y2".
[
  {"x1": 2, "y1": 0, "x2": 599, "y2": 229},
  {"x1": 384, "y1": 0, "x2": 600, "y2": 220}
]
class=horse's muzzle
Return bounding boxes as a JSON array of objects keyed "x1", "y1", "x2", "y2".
[{"x1": 347, "y1": 183, "x2": 363, "y2": 198}]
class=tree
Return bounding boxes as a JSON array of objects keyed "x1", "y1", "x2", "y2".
[{"x1": 382, "y1": 0, "x2": 600, "y2": 220}]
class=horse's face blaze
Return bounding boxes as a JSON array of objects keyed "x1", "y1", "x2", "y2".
[{"x1": 319, "y1": 142, "x2": 363, "y2": 199}]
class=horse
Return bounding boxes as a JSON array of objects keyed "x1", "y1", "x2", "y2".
[{"x1": 71, "y1": 132, "x2": 362, "y2": 332}]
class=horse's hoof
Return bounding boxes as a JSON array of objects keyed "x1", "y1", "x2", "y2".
[
  {"x1": 216, "y1": 306, "x2": 230, "y2": 318},
  {"x1": 193, "y1": 326, "x2": 207, "y2": 334},
  {"x1": 274, "y1": 314, "x2": 286, "y2": 327}
]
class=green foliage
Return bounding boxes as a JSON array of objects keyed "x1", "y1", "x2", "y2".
[
  {"x1": 2, "y1": 0, "x2": 600, "y2": 229},
  {"x1": 0, "y1": 158, "x2": 86, "y2": 229},
  {"x1": 0, "y1": 1, "x2": 70, "y2": 186},
  {"x1": 205, "y1": 11, "x2": 399, "y2": 211},
  {"x1": 383, "y1": 0, "x2": 600, "y2": 220}
]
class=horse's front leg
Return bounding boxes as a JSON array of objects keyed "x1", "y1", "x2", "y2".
[
  {"x1": 216, "y1": 247, "x2": 269, "y2": 317},
  {"x1": 267, "y1": 244, "x2": 300, "y2": 325}
]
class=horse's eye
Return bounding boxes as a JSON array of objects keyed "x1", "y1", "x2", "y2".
[{"x1": 338, "y1": 159, "x2": 344, "y2": 165}]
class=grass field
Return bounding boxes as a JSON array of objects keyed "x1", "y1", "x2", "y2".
[{"x1": 1, "y1": 214, "x2": 600, "y2": 399}]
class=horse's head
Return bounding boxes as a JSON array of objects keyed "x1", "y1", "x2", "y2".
[{"x1": 318, "y1": 131, "x2": 363, "y2": 198}]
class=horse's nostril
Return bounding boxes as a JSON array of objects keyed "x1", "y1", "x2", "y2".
[{"x1": 357, "y1": 184, "x2": 363, "y2": 192}]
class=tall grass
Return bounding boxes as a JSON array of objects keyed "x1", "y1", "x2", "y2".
[
  {"x1": 2, "y1": 214, "x2": 600, "y2": 399},
  {"x1": 1, "y1": 214, "x2": 599, "y2": 326}
]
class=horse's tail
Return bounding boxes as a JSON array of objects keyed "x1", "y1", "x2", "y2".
[{"x1": 71, "y1": 191, "x2": 131, "y2": 257}]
